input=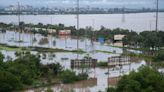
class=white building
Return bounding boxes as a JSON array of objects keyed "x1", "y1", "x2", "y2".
[
  {"x1": 114, "y1": 34, "x2": 126, "y2": 41},
  {"x1": 59, "y1": 30, "x2": 71, "y2": 35},
  {"x1": 113, "y1": 34, "x2": 126, "y2": 47}
]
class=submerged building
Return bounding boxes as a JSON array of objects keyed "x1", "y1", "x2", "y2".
[
  {"x1": 113, "y1": 34, "x2": 125, "y2": 47},
  {"x1": 59, "y1": 30, "x2": 71, "y2": 35}
]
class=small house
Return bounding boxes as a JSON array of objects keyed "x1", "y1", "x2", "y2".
[
  {"x1": 47, "y1": 29, "x2": 56, "y2": 34},
  {"x1": 113, "y1": 34, "x2": 126, "y2": 47},
  {"x1": 71, "y1": 57, "x2": 97, "y2": 68},
  {"x1": 108, "y1": 56, "x2": 130, "y2": 66},
  {"x1": 59, "y1": 30, "x2": 71, "y2": 35}
]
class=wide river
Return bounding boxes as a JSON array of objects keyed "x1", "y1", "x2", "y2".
[{"x1": 0, "y1": 13, "x2": 164, "y2": 32}]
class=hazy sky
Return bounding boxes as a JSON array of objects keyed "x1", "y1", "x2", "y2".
[{"x1": 0, "y1": 0, "x2": 164, "y2": 9}]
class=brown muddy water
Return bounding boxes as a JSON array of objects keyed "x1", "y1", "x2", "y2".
[{"x1": 0, "y1": 30, "x2": 147, "y2": 92}]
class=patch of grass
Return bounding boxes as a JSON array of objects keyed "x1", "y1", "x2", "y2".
[
  {"x1": 31, "y1": 47, "x2": 86, "y2": 53},
  {"x1": 108, "y1": 45, "x2": 150, "y2": 51},
  {"x1": 96, "y1": 50, "x2": 113, "y2": 54},
  {"x1": 72, "y1": 49, "x2": 86, "y2": 54},
  {"x1": 126, "y1": 52, "x2": 153, "y2": 61},
  {"x1": 0, "y1": 43, "x2": 86, "y2": 53},
  {"x1": 0, "y1": 44, "x2": 22, "y2": 51}
]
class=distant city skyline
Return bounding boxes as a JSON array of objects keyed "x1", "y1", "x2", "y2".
[{"x1": 0, "y1": 0, "x2": 164, "y2": 9}]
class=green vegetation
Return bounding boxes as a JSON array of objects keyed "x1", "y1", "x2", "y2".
[
  {"x1": 0, "y1": 52, "x2": 41, "y2": 92},
  {"x1": 60, "y1": 70, "x2": 88, "y2": 84},
  {"x1": 97, "y1": 61, "x2": 108, "y2": 67},
  {"x1": 32, "y1": 47, "x2": 86, "y2": 53},
  {"x1": 152, "y1": 51, "x2": 164, "y2": 68},
  {"x1": 72, "y1": 48, "x2": 86, "y2": 54},
  {"x1": 107, "y1": 66, "x2": 164, "y2": 92},
  {"x1": 126, "y1": 52, "x2": 153, "y2": 61},
  {"x1": 45, "y1": 87, "x2": 53, "y2": 92},
  {"x1": 96, "y1": 50, "x2": 113, "y2": 54},
  {"x1": 0, "y1": 44, "x2": 22, "y2": 51},
  {"x1": 0, "y1": 43, "x2": 86, "y2": 53},
  {"x1": 0, "y1": 51, "x2": 89, "y2": 92},
  {"x1": 1, "y1": 22, "x2": 131, "y2": 40},
  {"x1": 153, "y1": 51, "x2": 164, "y2": 62},
  {"x1": 123, "y1": 31, "x2": 164, "y2": 51}
]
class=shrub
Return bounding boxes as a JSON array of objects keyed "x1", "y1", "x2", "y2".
[
  {"x1": 97, "y1": 62, "x2": 108, "y2": 67},
  {"x1": 60, "y1": 70, "x2": 88, "y2": 84},
  {"x1": 154, "y1": 51, "x2": 164, "y2": 62}
]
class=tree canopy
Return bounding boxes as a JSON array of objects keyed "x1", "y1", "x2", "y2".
[{"x1": 108, "y1": 66, "x2": 164, "y2": 92}]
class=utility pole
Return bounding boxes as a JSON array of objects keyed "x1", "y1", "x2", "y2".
[
  {"x1": 92, "y1": 19, "x2": 95, "y2": 31},
  {"x1": 156, "y1": 0, "x2": 159, "y2": 32},
  {"x1": 76, "y1": 0, "x2": 79, "y2": 50},
  {"x1": 18, "y1": 2, "x2": 21, "y2": 42},
  {"x1": 122, "y1": 7, "x2": 125, "y2": 23},
  {"x1": 49, "y1": 16, "x2": 53, "y2": 48},
  {"x1": 91, "y1": 19, "x2": 95, "y2": 53}
]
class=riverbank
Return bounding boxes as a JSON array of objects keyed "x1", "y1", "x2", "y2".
[{"x1": 0, "y1": 11, "x2": 164, "y2": 16}]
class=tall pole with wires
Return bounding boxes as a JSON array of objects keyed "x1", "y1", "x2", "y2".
[
  {"x1": 156, "y1": 0, "x2": 159, "y2": 32},
  {"x1": 122, "y1": 7, "x2": 125, "y2": 23},
  {"x1": 18, "y1": 2, "x2": 21, "y2": 42},
  {"x1": 76, "y1": 0, "x2": 79, "y2": 50}
]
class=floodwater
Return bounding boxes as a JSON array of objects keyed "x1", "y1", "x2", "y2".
[
  {"x1": 0, "y1": 31, "x2": 123, "y2": 53},
  {"x1": 0, "y1": 30, "x2": 147, "y2": 92},
  {"x1": 0, "y1": 13, "x2": 164, "y2": 32},
  {"x1": 1, "y1": 12, "x2": 158, "y2": 91},
  {"x1": 0, "y1": 50, "x2": 146, "y2": 92},
  {"x1": 24, "y1": 59, "x2": 146, "y2": 92}
]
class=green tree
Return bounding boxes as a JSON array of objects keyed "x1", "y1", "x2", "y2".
[
  {"x1": 0, "y1": 52, "x2": 4, "y2": 63},
  {"x1": 140, "y1": 31, "x2": 162, "y2": 50},
  {"x1": 0, "y1": 70, "x2": 22, "y2": 92},
  {"x1": 45, "y1": 87, "x2": 53, "y2": 92},
  {"x1": 60, "y1": 70, "x2": 78, "y2": 83},
  {"x1": 114, "y1": 66, "x2": 164, "y2": 92},
  {"x1": 154, "y1": 51, "x2": 164, "y2": 62}
]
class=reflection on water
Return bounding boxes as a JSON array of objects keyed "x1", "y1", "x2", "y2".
[
  {"x1": 1, "y1": 50, "x2": 146, "y2": 92},
  {"x1": 1, "y1": 12, "x2": 163, "y2": 92},
  {"x1": 0, "y1": 30, "x2": 123, "y2": 53},
  {"x1": 0, "y1": 29, "x2": 147, "y2": 92},
  {"x1": 24, "y1": 60, "x2": 146, "y2": 92},
  {"x1": 0, "y1": 30, "x2": 147, "y2": 92}
]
